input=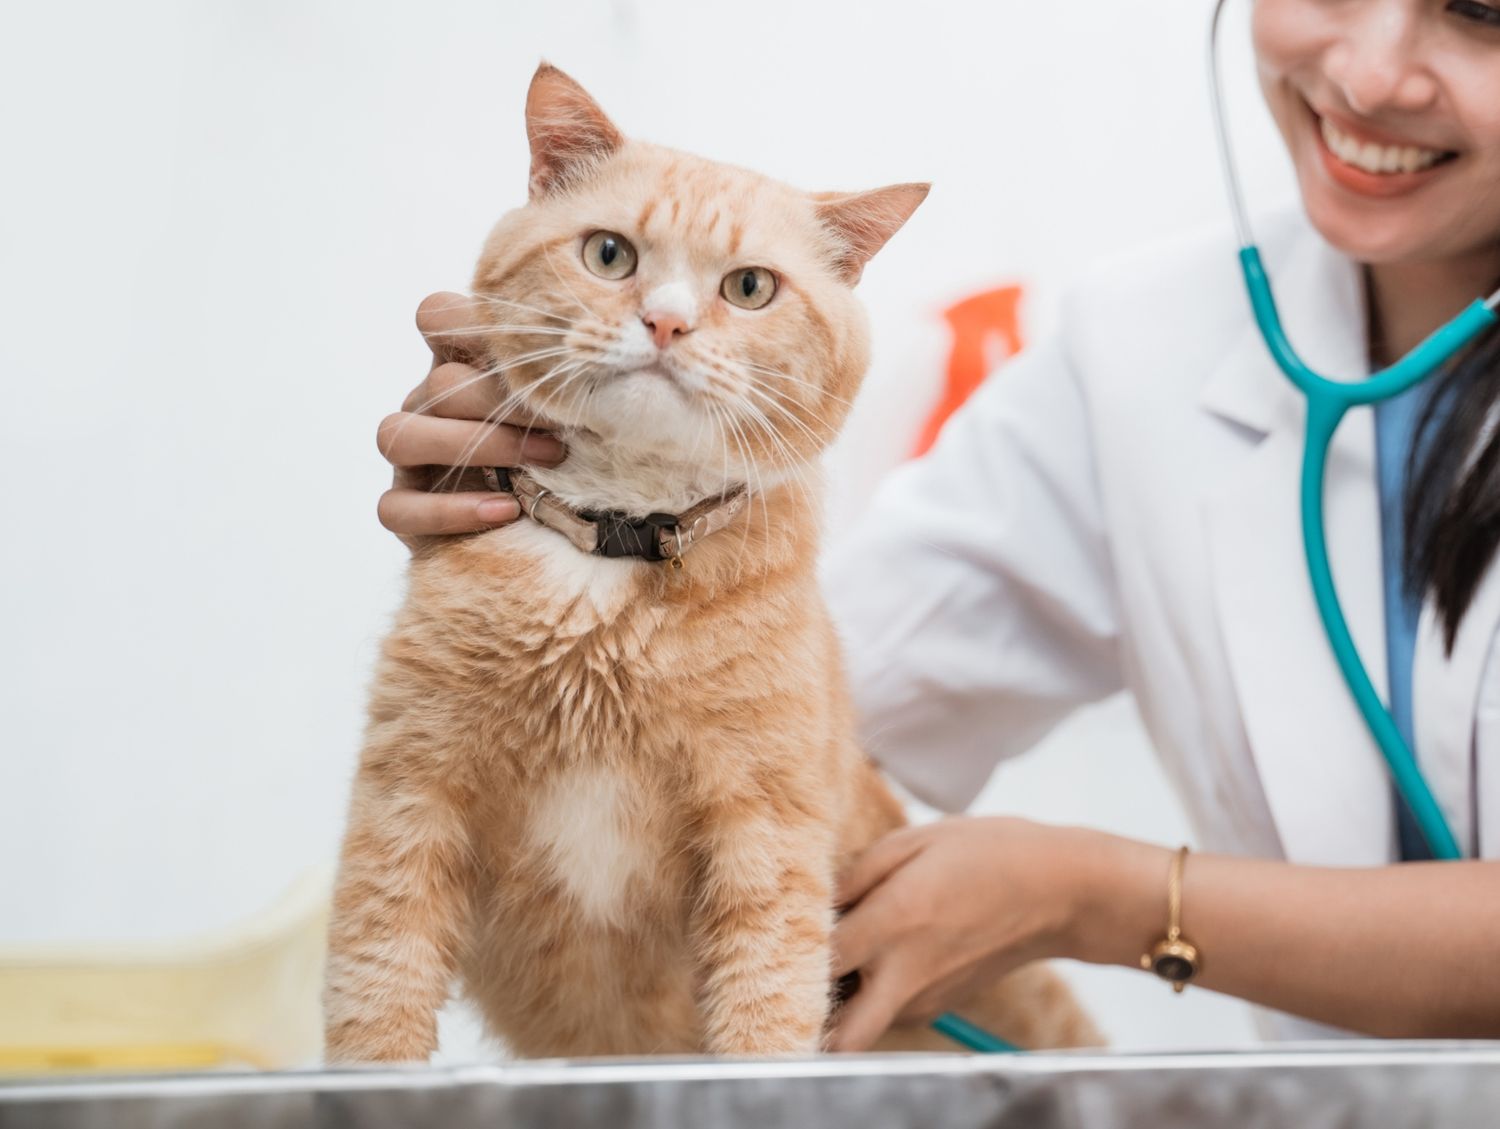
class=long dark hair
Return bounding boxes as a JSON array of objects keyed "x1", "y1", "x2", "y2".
[{"x1": 1405, "y1": 306, "x2": 1500, "y2": 653}]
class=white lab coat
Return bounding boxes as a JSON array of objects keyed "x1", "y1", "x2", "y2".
[{"x1": 823, "y1": 211, "x2": 1500, "y2": 1041}]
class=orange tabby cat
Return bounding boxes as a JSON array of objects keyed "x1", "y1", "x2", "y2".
[{"x1": 323, "y1": 63, "x2": 1101, "y2": 1061}]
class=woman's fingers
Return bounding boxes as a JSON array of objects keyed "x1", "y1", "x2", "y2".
[
  {"x1": 376, "y1": 412, "x2": 564, "y2": 471},
  {"x1": 832, "y1": 829, "x2": 930, "y2": 979},
  {"x1": 401, "y1": 360, "x2": 554, "y2": 426},
  {"x1": 827, "y1": 960, "x2": 910, "y2": 1053},
  {"x1": 836, "y1": 826, "x2": 925, "y2": 910},
  {"x1": 377, "y1": 488, "x2": 520, "y2": 537},
  {"x1": 830, "y1": 818, "x2": 1082, "y2": 1053},
  {"x1": 380, "y1": 292, "x2": 568, "y2": 548},
  {"x1": 416, "y1": 292, "x2": 490, "y2": 366},
  {"x1": 402, "y1": 362, "x2": 501, "y2": 420},
  {"x1": 897, "y1": 964, "x2": 976, "y2": 1029},
  {"x1": 831, "y1": 875, "x2": 913, "y2": 980}
]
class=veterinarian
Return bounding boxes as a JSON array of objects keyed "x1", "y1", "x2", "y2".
[{"x1": 375, "y1": 0, "x2": 1500, "y2": 1048}]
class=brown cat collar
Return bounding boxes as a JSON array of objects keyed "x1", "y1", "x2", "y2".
[{"x1": 483, "y1": 466, "x2": 748, "y2": 567}]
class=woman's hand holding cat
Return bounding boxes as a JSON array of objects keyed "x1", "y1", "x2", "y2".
[
  {"x1": 376, "y1": 292, "x2": 566, "y2": 545},
  {"x1": 829, "y1": 817, "x2": 1161, "y2": 1051}
]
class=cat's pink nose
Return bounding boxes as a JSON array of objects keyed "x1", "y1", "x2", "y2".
[{"x1": 642, "y1": 311, "x2": 690, "y2": 350}]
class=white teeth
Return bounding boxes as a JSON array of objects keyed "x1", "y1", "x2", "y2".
[{"x1": 1319, "y1": 117, "x2": 1447, "y2": 175}]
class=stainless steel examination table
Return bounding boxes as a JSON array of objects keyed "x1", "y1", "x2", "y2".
[{"x1": 3, "y1": 1043, "x2": 1499, "y2": 1128}]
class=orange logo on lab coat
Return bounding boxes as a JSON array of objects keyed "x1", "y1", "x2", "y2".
[{"x1": 913, "y1": 285, "x2": 1025, "y2": 457}]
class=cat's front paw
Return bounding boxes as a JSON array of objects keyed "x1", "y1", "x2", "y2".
[
  {"x1": 704, "y1": 1014, "x2": 825, "y2": 1058},
  {"x1": 323, "y1": 1017, "x2": 436, "y2": 1065}
]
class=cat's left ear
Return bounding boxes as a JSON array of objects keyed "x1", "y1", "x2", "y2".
[
  {"x1": 813, "y1": 183, "x2": 930, "y2": 284},
  {"x1": 525, "y1": 62, "x2": 624, "y2": 199}
]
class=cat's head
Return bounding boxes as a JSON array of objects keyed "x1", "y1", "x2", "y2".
[{"x1": 472, "y1": 63, "x2": 926, "y2": 508}]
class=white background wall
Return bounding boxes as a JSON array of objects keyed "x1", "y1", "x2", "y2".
[{"x1": 1, "y1": 0, "x2": 1297, "y2": 1054}]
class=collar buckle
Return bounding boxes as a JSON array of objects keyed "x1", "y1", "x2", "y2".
[{"x1": 588, "y1": 510, "x2": 677, "y2": 561}]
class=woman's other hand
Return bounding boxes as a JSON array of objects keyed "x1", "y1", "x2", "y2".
[
  {"x1": 829, "y1": 816, "x2": 1160, "y2": 1051},
  {"x1": 377, "y1": 292, "x2": 566, "y2": 548}
]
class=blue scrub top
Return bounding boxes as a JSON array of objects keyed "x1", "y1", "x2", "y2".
[{"x1": 1374, "y1": 383, "x2": 1435, "y2": 862}]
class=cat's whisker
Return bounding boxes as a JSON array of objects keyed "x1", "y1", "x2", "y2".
[
  {"x1": 689, "y1": 389, "x2": 716, "y2": 477},
  {"x1": 739, "y1": 372, "x2": 847, "y2": 433},
  {"x1": 537, "y1": 361, "x2": 595, "y2": 427},
  {"x1": 736, "y1": 409, "x2": 836, "y2": 501},
  {"x1": 433, "y1": 355, "x2": 581, "y2": 491},
  {"x1": 741, "y1": 421, "x2": 779, "y2": 584},
  {"x1": 742, "y1": 362, "x2": 859, "y2": 411},
  {"x1": 410, "y1": 345, "x2": 576, "y2": 416},
  {"x1": 426, "y1": 324, "x2": 571, "y2": 340},
  {"x1": 701, "y1": 365, "x2": 829, "y2": 480},
  {"x1": 718, "y1": 406, "x2": 765, "y2": 579},
  {"x1": 705, "y1": 399, "x2": 746, "y2": 577},
  {"x1": 735, "y1": 380, "x2": 833, "y2": 458},
  {"x1": 384, "y1": 347, "x2": 578, "y2": 469},
  {"x1": 480, "y1": 357, "x2": 586, "y2": 471},
  {"x1": 705, "y1": 401, "x2": 741, "y2": 559},
  {"x1": 739, "y1": 358, "x2": 832, "y2": 385},
  {"x1": 735, "y1": 400, "x2": 816, "y2": 506},
  {"x1": 735, "y1": 410, "x2": 816, "y2": 537},
  {"x1": 467, "y1": 292, "x2": 576, "y2": 326},
  {"x1": 501, "y1": 355, "x2": 587, "y2": 426},
  {"x1": 738, "y1": 395, "x2": 846, "y2": 485},
  {"x1": 730, "y1": 373, "x2": 828, "y2": 435},
  {"x1": 522, "y1": 347, "x2": 597, "y2": 420},
  {"x1": 714, "y1": 403, "x2": 745, "y2": 514},
  {"x1": 701, "y1": 351, "x2": 847, "y2": 437},
  {"x1": 404, "y1": 368, "x2": 501, "y2": 420}
]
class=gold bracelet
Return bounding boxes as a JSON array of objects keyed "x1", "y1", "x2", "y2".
[{"x1": 1139, "y1": 845, "x2": 1201, "y2": 993}]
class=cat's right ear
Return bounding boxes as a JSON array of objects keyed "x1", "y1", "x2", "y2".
[
  {"x1": 525, "y1": 63, "x2": 624, "y2": 200},
  {"x1": 813, "y1": 183, "x2": 930, "y2": 284}
]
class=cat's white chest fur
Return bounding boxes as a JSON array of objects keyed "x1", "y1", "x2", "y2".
[
  {"x1": 492, "y1": 518, "x2": 646, "y2": 615},
  {"x1": 527, "y1": 767, "x2": 649, "y2": 924}
]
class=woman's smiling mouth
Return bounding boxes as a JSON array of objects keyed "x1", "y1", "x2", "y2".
[{"x1": 1308, "y1": 102, "x2": 1460, "y2": 198}]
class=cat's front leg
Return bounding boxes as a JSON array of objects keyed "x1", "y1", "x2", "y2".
[
  {"x1": 322, "y1": 728, "x2": 473, "y2": 1064},
  {"x1": 692, "y1": 791, "x2": 835, "y2": 1056}
]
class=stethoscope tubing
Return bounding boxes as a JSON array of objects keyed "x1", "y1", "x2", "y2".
[{"x1": 1297, "y1": 374, "x2": 1464, "y2": 860}]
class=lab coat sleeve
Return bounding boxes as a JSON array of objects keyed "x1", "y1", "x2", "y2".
[{"x1": 821, "y1": 329, "x2": 1123, "y2": 812}]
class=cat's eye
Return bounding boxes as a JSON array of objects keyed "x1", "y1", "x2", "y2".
[
  {"x1": 581, "y1": 231, "x2": 638, "y2": 280},
  {"x1": 721, "y1": 267, "x2": 777, "y2": 311}
]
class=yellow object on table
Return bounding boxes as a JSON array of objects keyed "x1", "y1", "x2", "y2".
[{"x1": 0, "y1": 868, "x2": 330, "y2": 1074}]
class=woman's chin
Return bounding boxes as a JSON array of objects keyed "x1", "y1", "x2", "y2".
[{"x1": 1297, "y1": 181, "x2": 1435, "y2": 267}]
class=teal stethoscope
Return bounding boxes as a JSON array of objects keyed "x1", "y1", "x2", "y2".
[
  {"x1": 1208, "y1": 0, "x2": 1500, "y2": 861},
  {"x1": 934, "y1": 0, "x2": 1500, "y2": 1057}
]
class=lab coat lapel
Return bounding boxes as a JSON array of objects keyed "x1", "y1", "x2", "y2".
[{"x1": 1199, "y1": 230, "x2": 1395, "y2": 865}]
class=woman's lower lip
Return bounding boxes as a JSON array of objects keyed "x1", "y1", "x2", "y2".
[{"x1": 1310, "y1": 109, "x2": 1451, "y2": 199}]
